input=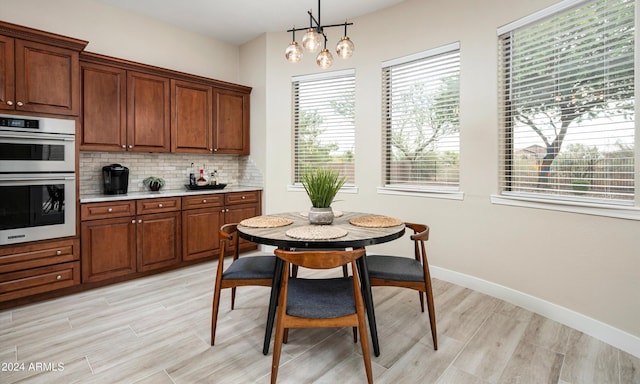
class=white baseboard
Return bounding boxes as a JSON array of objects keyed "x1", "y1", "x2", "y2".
[{"x1": 431, "y1": 266, "x2": 640, "y2": 359}]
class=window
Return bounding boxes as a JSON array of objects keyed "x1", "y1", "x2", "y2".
[
  {"x1": 381, "y1": 43, "x2": 461, "y2": 194},
  {"x1": 292, "y1": 69, "x2": 355, "y2": 185},
  {"x1": 498, "y1": 0, "x2": 635, "y2": 206}
]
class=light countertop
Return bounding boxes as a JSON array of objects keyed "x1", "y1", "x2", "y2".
[{"x1": 80, "y1": 185, "x2": 262, "y2": 203}]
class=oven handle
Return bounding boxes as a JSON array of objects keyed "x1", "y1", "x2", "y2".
[
  {"x1": 0, "y1": 132, "x2": 75, "y2": 141},
  {"x1": 0, "y1": 173, "x2": 75, "y2": 182}
]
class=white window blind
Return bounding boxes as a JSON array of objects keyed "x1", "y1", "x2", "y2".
[
  {"x1": 293, "y1": 70, "x2": 356, "y2": 184},
  {"x1": 382, "y1": 43, "x2": 461, "y2": 191},
  {"x1": 498, "y1": 0, "x2": 635, "y2": 204}
]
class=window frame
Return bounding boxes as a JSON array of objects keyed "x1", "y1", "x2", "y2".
[
  {"x1": 289, "y1": 69, "x2": 357, "y2": 192},
  {"x1": 379, "y1": 42, "x2": 463, "y2": 200},
  {"x1": 493, "y1": 0, "x2": 640, "y2": 220}
]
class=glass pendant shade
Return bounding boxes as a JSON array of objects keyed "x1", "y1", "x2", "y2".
[
  {"x1": 301, "y1": 28, "x2": 322, "y2": 53},
  {"x1": 316, "y1": 49, "x2": 333, "y2": 69},
  {"x1": 285, "y1": 41, "x2": 303, "y2": 63},
  {"x1": 336, "y1": 36, "x2": 355, "y2": 59}
]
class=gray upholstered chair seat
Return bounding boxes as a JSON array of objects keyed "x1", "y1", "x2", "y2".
[
  {"x1": 287, "y1": 277, "x2": 355, "y2": 318},
  {"x1": 367, "y1": 255, "x2": 424, "y2": 282},
  {"x1": 223, "y1": 256, "x2": 276, "y2": 280}
]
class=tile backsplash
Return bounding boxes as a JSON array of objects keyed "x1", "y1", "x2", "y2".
[{"x1": 80, "y1": 152, "x2": 263, "y2": 195}]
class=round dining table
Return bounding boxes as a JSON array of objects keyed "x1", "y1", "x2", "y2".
[{"x1": 237, "y1": 211, "x2": 406, "y2": 357}]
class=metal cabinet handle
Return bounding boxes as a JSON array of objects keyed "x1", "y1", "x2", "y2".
[
  {"x1": 121, "y1": 145, "x2": 126, "y2": 149},
  {"x1": 6, "y1": 100, "x2": 13, "y2": 106},
  {"x1": 56, "y1": 250, "x2": 62, "y2": 256},
  {"x1": 131, "y1": 220, "x2": 136, "y2": 224},
  {"x1": 138, "y1": 219, "x2": 142, "y2": 223},
  {"x1": 17, "y1": 101, "x2": 24, "y2": 107}
]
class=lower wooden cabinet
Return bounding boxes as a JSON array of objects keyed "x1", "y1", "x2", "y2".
[
  {"x1": 80, "y1": 198, "x2": 181, "y2": 283},
  {"x1": 0, "y1": 238, "x2": 81, "y2": 302},
  {"x1": 77, "y1": 190, "x2": 260, "y2": 285},
  {"x1": 81, "y1": 216, "x2": 136, "y2": 283},
  {"x1": 181, "y1": 193, "x2": 225, "y2": 261},
  {"x1": 137, "y1": 211, "x2": 181, "y2": 272}
]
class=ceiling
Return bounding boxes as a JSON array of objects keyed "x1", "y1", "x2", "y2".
[{"x1": 96, "y1": 0, "x2": 405, "y2": 45}]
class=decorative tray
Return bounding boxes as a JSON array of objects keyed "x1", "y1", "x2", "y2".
[{"x1": 184, "y1": 183, "x2": 227, "y2": 190}]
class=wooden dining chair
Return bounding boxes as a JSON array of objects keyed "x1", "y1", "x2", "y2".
[
  {"x1": 367, "y1": 222, "x2": 437, "y2": 350},
  {"x1": 271, "y1": 248, "x2": 373, "y2": 384},
  {"x1": 211, "y1": 223, "x2": 276, "y2": 346}
]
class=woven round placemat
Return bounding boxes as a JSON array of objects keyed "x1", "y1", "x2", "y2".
[
  {"x1": 239, "y1": 216, "x2": 293, "y2": 228},
  {"x1": 285, "y1": 225, "x2": 348, "y2": 240},
  {"x1": 299, "y1": 210, "x2": 343, "y2": 218},
  {"x1": 349, "y1": 215, "x2": 403, "y2": 228}
]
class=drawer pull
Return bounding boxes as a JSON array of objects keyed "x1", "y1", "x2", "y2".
[
  {"x1": 132, "y1": 220, "x2": 136, "y2": 224},
  {"x1": 56, "y1": 275, "x2": 62, "y2": 280},
  {"x1": 158, "y1": 203, "x2": 163, "y2": 208},
  {"x1": 56, "y1": 250, "x2": 62, "y2": 256},
  {"x1": 138, "y1": 219, "x2": 142, "y2": 224},
  {"x1": 203, "y1": 199, "x2": 207, "y2": 203},
  {"x1": 242, "y1": 196, "x2": 246, "y2": 199},
  {"x1": 108, "y1": 208, "x2": 113, "y2": 212}
]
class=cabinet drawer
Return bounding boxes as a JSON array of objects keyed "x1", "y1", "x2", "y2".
[
  {"x1": 182, "y1": 194, "x2": 224, "y2": 209},
  {"x1": 0, "y1": 261, "x2": 80, "y2": 302},
  {"x1": 81, "y1": 201, "x2": 136, "y2": 221},
  {"x1": 0, "y1": 239, "x2": 79, "y2": 274},
  {"x1": 136, "y1": 197, "x2": 181, "y2": 214},
  {"x1": 225, "y1": 191, "x2": 260, "y2": 205}
]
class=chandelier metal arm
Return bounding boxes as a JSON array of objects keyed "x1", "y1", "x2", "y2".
[{"x1": 286, "y1": 22, "x2": 353, "y2": 34}]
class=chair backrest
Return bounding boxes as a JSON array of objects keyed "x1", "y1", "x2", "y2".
[
  {"x1": 219, "y1": 223, "x2": 240, "y2": 259},
  {"x1": 405, "y1": 222, "x2": 429, "y2": 264},
  {"x1": 274, "y1": 248, "x2": 366, "y2": 270}
]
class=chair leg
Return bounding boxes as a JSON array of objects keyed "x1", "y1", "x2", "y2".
[
  {"x1": 271, "y1": 315, "x2": 286, "y2": 383},
  {"x1": 352, "y1": 327, "x2": 358, "y2": 342},
  {"x1": 425, "y1": 286, "x2": 437, "y2": 350},
  {"x1": 231, "y1": 287, "x2": 236, "y2": 310},
  {"x1": 211, "y1": 285, "x2": 222, "y2": 346},
  {"x1": 419, "y1": 291, "x2": 425, "y2": 312},
  {"x1": 357, "y1": 319, "x2": 373, "y2": 384}
]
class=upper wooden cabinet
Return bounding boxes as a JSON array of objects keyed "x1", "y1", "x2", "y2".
[
  {"x1": 80, "y1": 52, "x2": 251, "y2": 154},
  {"x1": 171, "y1": 79, "x2": 213, "y2": 153},
  {"x1": 81, "y1": 61, "x2": 171, "y2": 152},
  {"x1": 127, "y1": 71, "x2": 171, "y2": 152},
  {"x1": 213, "y1": 88, "x2": 250, "y2": 155},
  {"x1": 81, "y1": 62, "x2": 127, "y2": 150},
  {"x1": 0, "y1": 21, "x2": 87, "y2": 116}
]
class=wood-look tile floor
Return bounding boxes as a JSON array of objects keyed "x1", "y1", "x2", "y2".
[{"x1": 1, "y1": 259, "x2": 639, "y2": 384}]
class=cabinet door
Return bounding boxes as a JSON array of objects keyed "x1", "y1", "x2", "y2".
[
  {"x1": 171, "y1": 79, "x2": 213, "y2": 153},
  {"x1": 127, "y1": 71, "x2": 171, "y2": 152},
  {"x1": 0, "y1": 35, "x2": 15, "y2": 112},
  {"x1": 213, "y1": 88, "x2": 250, "y2": 155},
  {"x1": 226, "y1": 203, "x2": 260, "y2": 252},
  {"x1": 182, "y1": 207, "x2": 224, "y2": 261},
  {"x1": 14, "y1": 39, "x2": 80, "y2": 116},
  {"x1": 137, "y1": 211, "x2": 181, "y2": 272},
  {"x1": 81, "y1": 62, "x2": 127, "y2": 151},
  {"x1": 81, "y1": 217, "x2": 136, "y2": 283}
]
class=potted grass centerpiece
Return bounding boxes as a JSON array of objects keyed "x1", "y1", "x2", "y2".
[{"x1": 302, "y1": 168, "x2": 346, "y2": 225}]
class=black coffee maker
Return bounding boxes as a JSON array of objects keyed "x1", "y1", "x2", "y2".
[{"x1": 102, "y1": 164, "x2": 129, "y2": 195}]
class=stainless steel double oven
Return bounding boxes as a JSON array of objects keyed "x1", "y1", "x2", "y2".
[{"x1": 0, "y1": 114, "x2": 76, "y2": 245}]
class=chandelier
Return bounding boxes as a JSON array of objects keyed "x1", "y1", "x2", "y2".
[{"x1": 285, "y1": 0, "x2": 355, "y2": 69}]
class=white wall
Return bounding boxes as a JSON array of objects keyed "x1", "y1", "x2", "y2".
[
  {"x1": 246, "y1": 0, "x2": 640, "y2": 350},
  {"x1": 0, "y1": 0, "x2": 241, "y2": 82}
]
